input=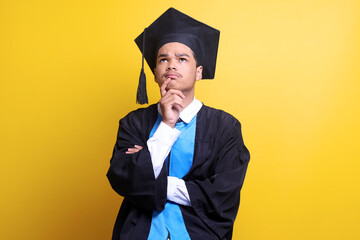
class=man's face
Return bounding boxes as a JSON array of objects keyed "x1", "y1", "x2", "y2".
[{"x1": 154, "y1": 42, "x2": 202, "y2": 93}]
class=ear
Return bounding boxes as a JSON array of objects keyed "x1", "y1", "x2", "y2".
[
  {"x1": 196, "y1": 66, "x2": 203, "y2": 81},
  {"x1": 154, "y1": 68, "x2": 159, "y2": 83}
]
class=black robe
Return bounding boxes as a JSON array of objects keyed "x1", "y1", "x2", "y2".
[{"x1": 107, "y1": 104, "x2": 250, "y2": 240}]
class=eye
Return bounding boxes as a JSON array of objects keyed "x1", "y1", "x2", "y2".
[
  {"x1": 179, "y1": 58, "x2": 187, "y2": 63},
  {"x1": 159, "y1": 58, "x2": 168, "y2": 63}
]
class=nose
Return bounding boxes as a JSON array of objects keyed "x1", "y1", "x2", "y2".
[
  {"x1": 167, "y1": 66, "x2": 176, "y2": 70},
  {"x1": 166, "y1": 60, "x2": 176, "y2": 71}
]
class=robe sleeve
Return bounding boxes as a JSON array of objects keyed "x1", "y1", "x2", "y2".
[
  {"x1": 185, "y1": 118, "x2": 250, "y2": 239},
  {"x1": 106, "y1": 110, "x2": 168, "y2": 212}
]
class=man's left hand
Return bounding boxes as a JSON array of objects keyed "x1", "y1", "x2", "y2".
[{"x1": 126, "y1": 145, "x2": 143, "y2": 154}]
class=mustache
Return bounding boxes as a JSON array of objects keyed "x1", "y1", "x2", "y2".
[{"x1": 162, "y1": 72, "x2": 182, "y2": 78}]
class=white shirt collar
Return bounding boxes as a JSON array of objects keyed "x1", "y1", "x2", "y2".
[{"x1": 157, "y1": 97, "x2": 203, "y2": 123}]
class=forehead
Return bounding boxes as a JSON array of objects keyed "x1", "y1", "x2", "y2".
[{"x1": 157, "y1": 42, "x2": 194, "y2": 56}]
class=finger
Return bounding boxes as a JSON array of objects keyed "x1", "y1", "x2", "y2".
[
  {"x1": 168, "y1": 94, "x2": 185, "y2": 107},
  {"x1": 161, "y1": 94, "x2": 185, "y2": 110},
  {"x1": 160, "y1": 90, "x2": 185, "y2": 105},
  {"x1": 166, "y1": 89, "x2": 185, "y2": 99},
  {"x1": 126, "y1": 147, "x2": 141, "y2": 153},
  {"x1": 160, "y1": 78, "x2": 171, "y2": 97},
  {"x1": 134, "y1": 145, "x2": 143, "y2": 150},
  {"x1": 172, "y1": 101, "x2": 185, "y2": 111},
  {"x1": 160, "y1": 98, "x2": 184, "y2": 112},
  {"x1": 127, "y1": 148, "x2": 136, "y2": 153},
  {"x1": 171, "y1": 95, "x2": 185, "y2": 109},
  {"x1": 126, "y1": 149, "x2": 140, "y2": 154}
]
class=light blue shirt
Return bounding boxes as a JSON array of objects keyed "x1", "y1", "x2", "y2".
[{"x1": 147, "y1": 112, "x2": 197, "y2": 240}]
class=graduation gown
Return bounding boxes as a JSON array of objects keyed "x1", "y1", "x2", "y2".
[{"x1": 107, "y1": 104, "x2": 250, "y2": 240}]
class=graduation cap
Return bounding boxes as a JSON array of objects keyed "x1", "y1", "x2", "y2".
[{"x1": 134, "y1": 7, "x2": 220, "y2": 104}]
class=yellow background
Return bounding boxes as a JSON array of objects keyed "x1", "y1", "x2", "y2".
[{"x1": 1, "y1": 0, "x2": 359, "y2": 239}]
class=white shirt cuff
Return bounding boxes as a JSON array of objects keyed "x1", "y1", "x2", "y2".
[{"x1": 167, "y1": 176, "x2": 191, "y2": 206}]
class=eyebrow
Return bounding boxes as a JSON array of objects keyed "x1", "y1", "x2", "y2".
[
  {"x1": 158, "y1": 54, "x2": 169, "y2": 58},
  {"x1": 157, "y1": 53, "x2": 190, "y2": 58},
  {"x1": 175, "y1": 53, "x2": 190, "y2": 58}
]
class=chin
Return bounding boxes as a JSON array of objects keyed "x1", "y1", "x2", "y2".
[
  {"x1": 166, "y1": 87, "x2": 179, "y2": 91},
  {"x1": 166, "y1": 82, "x2": 177, "y2": 89}
]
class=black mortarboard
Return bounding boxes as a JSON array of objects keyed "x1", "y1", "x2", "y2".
[{"x1": 134, "y1": 7, "x2": 220, "y2": 104}]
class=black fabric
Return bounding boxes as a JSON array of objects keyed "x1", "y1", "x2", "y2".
[{"x1": 107, "y1": 104, "x2": 250, "y2": 240}]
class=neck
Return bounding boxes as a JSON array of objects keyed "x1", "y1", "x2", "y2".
[{"x1": 182, "y1": 90, "x2": 195, "y2": 109}]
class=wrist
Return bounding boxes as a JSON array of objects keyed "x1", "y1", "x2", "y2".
[{"x1": 162, "y1": 120, "x2": 176, "y2": 128}]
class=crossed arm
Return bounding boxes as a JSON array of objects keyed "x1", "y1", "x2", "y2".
[{"x1": 126, "y1": 128, "x2": 191, "y2": 207}]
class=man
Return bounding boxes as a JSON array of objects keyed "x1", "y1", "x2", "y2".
[{"x1": 107, "y1": 8, "x2": 250, "y2": 240}]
